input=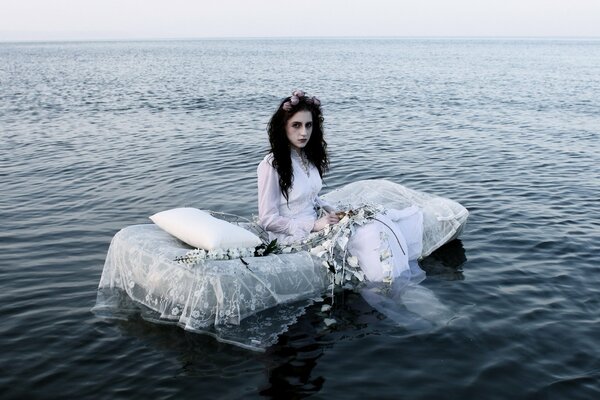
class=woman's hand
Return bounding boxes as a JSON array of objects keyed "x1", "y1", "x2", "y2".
[{"x1": 312, "y1": 212, "x2": 340, "y2": 232}]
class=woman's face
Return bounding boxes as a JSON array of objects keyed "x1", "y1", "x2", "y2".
[{"x1": 285, "y1": 110, "x2": 313, "y2": 151}]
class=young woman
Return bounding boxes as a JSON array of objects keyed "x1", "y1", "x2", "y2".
[
  {"x1": 258, "y1": 90, "x2": 426, "y2": 283},
  {"x1": 257, "y1": 90, "x2": 339, "y2": 246}
]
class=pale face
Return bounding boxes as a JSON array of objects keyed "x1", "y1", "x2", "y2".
[{"x1": 285, "y1": 110, "x2": 313, "y2": 151}]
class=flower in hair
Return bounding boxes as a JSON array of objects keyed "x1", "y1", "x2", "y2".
[
  {"x1": 281, "y1": 90, "x2": 321, "y2": 111},
  {"x1": 306, "y1": 96, "x2": 321, "y2": 106}
]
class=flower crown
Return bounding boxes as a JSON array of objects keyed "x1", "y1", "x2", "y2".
[{"x1": 282, "y1": 90, "x2": 321, "y2": 111}]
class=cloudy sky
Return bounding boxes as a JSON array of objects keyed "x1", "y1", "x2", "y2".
[{"x1": 1, "y1": 0, "x2": 599, "y2": 41}]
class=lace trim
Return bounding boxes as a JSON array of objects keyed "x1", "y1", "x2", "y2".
[{"x1": 292, "y1": 150, "x2": 310, "y2": 177}]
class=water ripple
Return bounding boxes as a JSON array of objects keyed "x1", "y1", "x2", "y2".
[{"x1": 1, "y1": 38, "x2": 600, "y2": 399}]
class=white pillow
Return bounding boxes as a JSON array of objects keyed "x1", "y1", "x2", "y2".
[{"x1": 150, "y1": 208, "x2": 262, "y2": 250}]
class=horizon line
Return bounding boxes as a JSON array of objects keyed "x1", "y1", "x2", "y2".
[{"x1": 2, "y1": 34, "x2": 600, "y2": 44}]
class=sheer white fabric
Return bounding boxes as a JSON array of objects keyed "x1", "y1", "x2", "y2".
[
  {"x1": 92, "y1": 224, "x2": 330, "y2": 351},
  {"x1": 321, "y1": 180, "x2": 469, "y2": 258},
  {"x1": 258, "y1": 152, "x2": 467, "y2": 284},
  {"x1": 320, "y1": 180, "x2": 469, "y2": 331},
  {"x1": 347, "y1": 206, "x2": 425, "y2": 283},
  {"x1": 257, "y1": 152, "x2": 332, "y2": 245},
  {"x1": 93, "y1": 179, "x2": 469, "y2": 351}
]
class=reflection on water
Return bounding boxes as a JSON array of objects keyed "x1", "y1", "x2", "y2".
[
  {"x1": 420, "y1": 239, "x2": 467, "y2": 280},
  {"x1": 362, "y1": 283, "x2": 451, "y2": 329},
  {"x1": 108, "y1": 296, "x2": 331, "y2": 398},
  {"x1": 107, "y1": 277, "x2": 465, "y2": 399},
  {"x1": 343, "y1": 239, "x2": 468, "y2": 336},
  {"x1": 260, "y1": 318, "x2": 326, "y2": 398}
]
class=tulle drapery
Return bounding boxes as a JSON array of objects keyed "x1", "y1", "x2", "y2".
[{"x1": 93, "y1": 180, "x2": 469, "y2": 351}]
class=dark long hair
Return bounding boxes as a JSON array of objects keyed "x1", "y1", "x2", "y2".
[{"x1": 267, "y1": 93, "x2": 329, "y2": 201}]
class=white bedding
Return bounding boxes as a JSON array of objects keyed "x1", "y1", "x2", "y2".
[{"x1": 93, "y1": 180, "x2": 469, "y2": 351}]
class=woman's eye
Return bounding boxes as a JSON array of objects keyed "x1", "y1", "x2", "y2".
[{"x1": 306, "y1": 123, "x2": 312, "y2": 128}]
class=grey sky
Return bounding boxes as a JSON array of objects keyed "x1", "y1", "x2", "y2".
[{"x1": 1, "y1": 0, "x2": 599, "y2": 41}]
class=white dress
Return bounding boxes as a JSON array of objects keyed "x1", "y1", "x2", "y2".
[
  {"x1": 257, "y1": 151, "x2": 425, "y2": 283},
  {"x1": 257, "y1": 151, "x2": 331, "y2": 245}
]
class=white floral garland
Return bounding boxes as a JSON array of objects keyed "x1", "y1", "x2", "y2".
[
  {"x1": 176, "y1": 247, "x2": 257, "y2": 266},
  {"x1": 297, "y1": 203, "x2": 390, "y2": 293},
  {"x1": 175, "y1": 203, "x2": 395, "y2": 289},
  {"x1": 175, "y1": 235, "x2": 281, "y2": 267}
]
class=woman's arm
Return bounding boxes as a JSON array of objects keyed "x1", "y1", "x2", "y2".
[{"x1": 257, "y1": 159, "x2": 314, "y2": 239}]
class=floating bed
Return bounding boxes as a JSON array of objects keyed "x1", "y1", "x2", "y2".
[{"x1": 93, "y1": 180, "x2": 469, "y2": 351}]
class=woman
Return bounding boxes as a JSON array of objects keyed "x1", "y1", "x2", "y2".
[
  {"x1": 257, "y1": 90, "x2": 339, "y2": 245},
  {"x1": 258, "y1": 90, "x2": 425, "y2": 283}
]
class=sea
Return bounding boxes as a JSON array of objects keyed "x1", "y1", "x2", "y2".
[{"x1": 1, "y1": 38, "x2": 599, "y2": 399}]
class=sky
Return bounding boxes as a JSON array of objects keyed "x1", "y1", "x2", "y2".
[{"x1": 1, "y1": 0, "x2": 600, "y2": 41}]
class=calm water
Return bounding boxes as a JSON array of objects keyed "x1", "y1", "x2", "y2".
[{"x1": 1, "y1": 38, "x2": 599, "y2": 399}]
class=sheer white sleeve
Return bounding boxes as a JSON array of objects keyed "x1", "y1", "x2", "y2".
[{"x1": 257, "y1": 159, "x2": 314, "y2": 240}]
